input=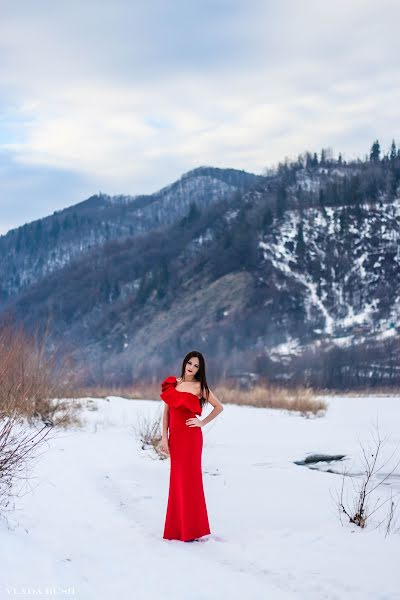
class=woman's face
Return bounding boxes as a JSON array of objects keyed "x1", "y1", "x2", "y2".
[{"x1": 185, "y1": 357, "x2": 200, "y2": 378}]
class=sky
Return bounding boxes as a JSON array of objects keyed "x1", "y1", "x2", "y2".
[{"x1": 1, "y1": 0, "x2": 400, "y2": 234}]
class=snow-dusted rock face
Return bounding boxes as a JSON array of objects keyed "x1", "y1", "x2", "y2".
[{"x1": 259, "y1": 199, "x2": 400, "y2": 338}]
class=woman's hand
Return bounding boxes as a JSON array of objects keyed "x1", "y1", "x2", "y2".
[
  {"x1": 160, "y1": 435, "x2": 170, "y2": 455},
  {"x1": 186, "y1": 417, "x2": 203, "y2": 428}
]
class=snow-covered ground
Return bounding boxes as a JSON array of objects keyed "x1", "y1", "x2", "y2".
[{"x1": 1, "y1": 393, "x2": 400, "y2": 600}]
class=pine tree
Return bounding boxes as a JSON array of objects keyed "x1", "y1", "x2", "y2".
[
  {"x1": 34, "y1": 221, "x2": 43, "y2": 245},
  {"x1": 339, "y1": 208, "x2": 348, "y2": 234},
  {"x1": 369, "y1": 140, "x2": 381, "y2": 162},
  {"x1": 295, "y1": 221, "x2": 305, "y2": 258},
  {"x1": 262, "y1": 207, "x2": 273, "y2": 230},
  {"x1": 390, "y1": 139, "x2": 397, "y2": 161},
  {"x1": 111, "y1": 282, "x2": 120, "y2": 301},
  {"x1": 305, "y1": 152, "x2": 313, "y2": 169},
  {"x1": 187, "y1": 202, "x2": 200, "y2": 223},
  {"x1": 276, "y1": 186, "x2": 287, "y2": 219}
]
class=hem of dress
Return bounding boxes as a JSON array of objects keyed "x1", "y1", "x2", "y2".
[{"x1": 163, "y1": 530, "x2": 211, "y2": 542}]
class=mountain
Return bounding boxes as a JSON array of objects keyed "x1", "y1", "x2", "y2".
[
  {"x1": 1, "y1": 149, "x2": 400, "y2": 389},
  {"x1": 0, "y1": 166, "x2": 260, "y2": 302}
]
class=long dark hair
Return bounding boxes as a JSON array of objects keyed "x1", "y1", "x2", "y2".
[{"x1": 179, "y1": 350, "x2": 209, "y2": 409}]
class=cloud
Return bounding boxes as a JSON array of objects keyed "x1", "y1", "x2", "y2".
[{"x1": 0, "y1": 0, "x2": 400, "y2": 232}]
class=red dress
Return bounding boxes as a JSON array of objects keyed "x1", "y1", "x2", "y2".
[{"x1": 160, "y1": 375, "x2": 211, "y2": 541}]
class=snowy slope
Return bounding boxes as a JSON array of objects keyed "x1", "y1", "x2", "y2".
[
  {"x1": 259, "y1": 198, "x2": 400, "y2": 338},
  {"x1": 1, "y1": 394, "x2": 400, "y2": 600}
]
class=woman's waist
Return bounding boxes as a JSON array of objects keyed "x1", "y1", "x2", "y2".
[{"x1": 169, "y1": 411, "x2": 201, "y2": 426}]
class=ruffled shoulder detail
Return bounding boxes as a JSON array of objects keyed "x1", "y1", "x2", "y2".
[
  {"x1": 161, "y1": 375, "x2": 177, "y2": 392},
  {"x1": 160, "y1": 375, "x2": 202, "y2": 415}
]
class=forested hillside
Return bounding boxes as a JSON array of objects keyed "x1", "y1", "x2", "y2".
[{"x1": 1, "y1": 142, "x2": 400, "y2": 388}]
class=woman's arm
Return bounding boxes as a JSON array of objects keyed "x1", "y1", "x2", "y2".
[
  {"x1": 161, "y1": 404, "x2": 170, "y2": 455},
  {"x1": 199, "y1": 388, "x2": 223, "y2": 427},
  {"x1": 162, "y1": 404, "x2": 169, "y2": 438}
]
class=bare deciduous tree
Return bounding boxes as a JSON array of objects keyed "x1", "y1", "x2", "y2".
[{"x1": 334, "y1": 417, "x2": 400, "y2": 535}]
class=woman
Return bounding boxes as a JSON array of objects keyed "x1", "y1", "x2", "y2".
[{"x1": 160, "y1": 350, "x2": 224, "y2": 542}]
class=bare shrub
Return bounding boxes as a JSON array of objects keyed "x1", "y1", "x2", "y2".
[
  {"x1": 335, "y1": 418, "x2": 400, "y2": 535},
  {"x1": 0, "y1": 319, "x2": 85, "y2": 521},
  {"x1": 0, "y1": 320, "x2": 83, "y2": 427},
  {"x1": 132, "y1": 410, "x2": 166, "y2": 460},
  {"x1": 0, "y1": 410, "x2": 53, "y2": 522}
]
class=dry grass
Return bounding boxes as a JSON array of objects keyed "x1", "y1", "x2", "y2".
[
  {"x1": 73, "y1": 380, "x2": 162, "y2": 401},
  {"x1": 315, "y1": 385, "x2": 400, "y2": 397},
  {"x1": 0, "y1": 321, "x2": 83, "y2": 427},
  {"x1": 74, "y1": 379, "x2": 327, "y2": 416},
  {"x1": 215, "y1": 382, "x2": 327, "y2": 416},
  {"x1": 74, "y1": 380, "x2": 400, "y2": 403}
]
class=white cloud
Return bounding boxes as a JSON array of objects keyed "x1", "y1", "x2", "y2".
[{"x1": 0, "y1": 0, "x2": 400, "y2": 231}]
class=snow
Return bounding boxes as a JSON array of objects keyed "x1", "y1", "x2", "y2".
[
  {"x1": 340, "y1": 298, "x2": 378, "y2": 328},
  {"x1": 353, "y1": 251, "x2": 369, "y2": 280},
  {"x1": 260, "y1": 232, "x2": 336, "y2": 335},
  {"x1": 269, "y1": 337, "x2": 303, "y2": 360},
  {"x1": 259, "y1": 197, "x2": 400, "y2": 338},
  {"x1": 376, "y1": 327, "x2": 397, "y2": 340},
  {"x1": 1, "y1": 394, "x2": 400, "y2": 600},
  {"x1": 330, "y1": 335, "x2": 354, "y2": 347}
]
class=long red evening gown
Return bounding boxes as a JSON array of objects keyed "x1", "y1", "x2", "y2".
[{"x1": 160, "y1": 375, "x2": 211, "y2": 541}]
